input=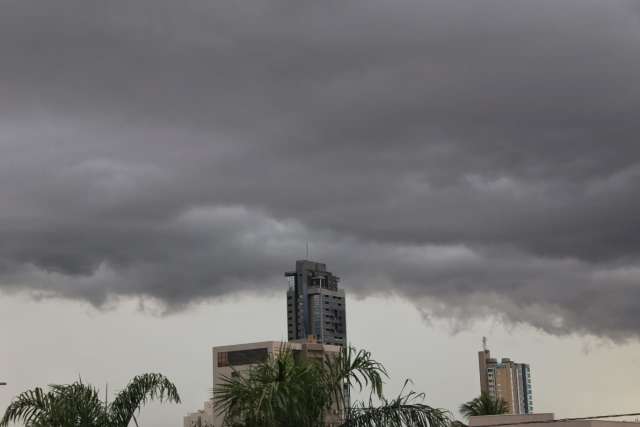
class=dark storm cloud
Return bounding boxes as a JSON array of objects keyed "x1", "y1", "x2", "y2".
[{"x1": 2, "y1": 0, "x2": 640, "y2": 337}]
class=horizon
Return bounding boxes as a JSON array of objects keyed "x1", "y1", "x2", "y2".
[{"x1": 3, "y1": 1, "x2": 640, "y2": 426}]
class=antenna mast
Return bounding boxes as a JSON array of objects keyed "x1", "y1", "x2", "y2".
[{"x1": 482, "y1": 336, "x2": 488, "y2": 351}]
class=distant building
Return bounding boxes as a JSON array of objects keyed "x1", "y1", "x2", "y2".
[
  {"x1": 286, "y1": 260, "x2": 347, "y2": 346},
  {"x1": 183, "y1": 401, "x2": 214, "y2": 427},
  {"x1": 470, "y1": 414, "x2": 640, "y2": 427},
  {"x1": 185, "y1": 339, "x2": 343, "y2": 427},
  {"x1": 478, "y1": 341, "x2": 533, "y2": 414}
]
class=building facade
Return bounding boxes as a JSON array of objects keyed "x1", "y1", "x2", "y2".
[
  {"x1": 478, "y1": 346, "x2": 533, "y2": 414},
  {"x1": 286, "y1": 260, "x2": 347, "y2": 346},
  {"x1": 185, "y1": 339, "x2": 343, "y2": 427},
  {"x1": 210, "y1": 340, "x2": 343, "y2": 427},
  {"x1": 183, "y1": 401, "x2": 215, "y2": 427}
]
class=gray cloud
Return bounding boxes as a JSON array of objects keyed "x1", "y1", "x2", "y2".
[{"x1": 2, "y1": 0, "x2": 640, "y2": 338}]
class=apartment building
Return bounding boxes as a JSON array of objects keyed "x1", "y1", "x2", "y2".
[{"x1": 478, "y1": 343, "x2": 533, "y2": 414}]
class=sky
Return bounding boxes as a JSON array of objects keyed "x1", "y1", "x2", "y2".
[{"x1": 2, "y1": 0, "x2": 640, "y2": 425}]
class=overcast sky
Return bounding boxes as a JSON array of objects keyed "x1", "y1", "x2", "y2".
[{"x1": 2, "y1": 0, "x2": 640, "y2": 425}]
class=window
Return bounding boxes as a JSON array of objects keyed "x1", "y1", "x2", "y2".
[
  {"x1": 218, "y1": 348, "x2": 269, "y2": 367},
  {"x1": 217, "y1": 351, "x2": 229, "y2": 367}
]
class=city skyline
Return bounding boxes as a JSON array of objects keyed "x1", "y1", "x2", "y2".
[{"x1": 3, "y1": 0, "x2": 640, "y2": 425}]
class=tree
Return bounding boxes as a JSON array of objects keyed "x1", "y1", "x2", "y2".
[
  {"x1": 459, "y1": 393, "x2": 509, "y2": 419},
  {"x1": 1, "y1": 373, "x2": 181, "y2": 427},
  {"x1": 213, "y1": 346, "x2": 328, "y2": 426},
  {"x1": 213, "y1": 345, "x2": 450, "y2": 427},
  {"x1": 344, "y1": 380, "x2": 451, "y2": 427}
]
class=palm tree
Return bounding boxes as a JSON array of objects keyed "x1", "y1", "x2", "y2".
[
  {"x1": 459, "y1": 393, "x2": 508, "y2": 419},
  {"x1": 1, "y1": 373, "x2": 181, "y2": 427},
  {"x1": 344, "y1": 380, "x2": 451, "y2": 427},
  {"x1": 213, "y1": 345, "x2": 450, "y2": 427},
  {"x1": 214, "y1": 346, "x2": 327, "y2": 426}
]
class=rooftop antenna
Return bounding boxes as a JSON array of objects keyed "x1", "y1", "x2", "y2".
[
  {"x1": 482, "y1": 336, "x2": 488, "y2": 351},
  {"x1": 306, "y1": 241, "x2": 310, "y2": 259}
]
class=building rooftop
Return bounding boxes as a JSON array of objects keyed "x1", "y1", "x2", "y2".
[{"x1": 469, "y1": 414, "x2": 640, "y2": 427}]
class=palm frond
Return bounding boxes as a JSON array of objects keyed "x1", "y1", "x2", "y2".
[
  {"x1": 211, "y1": 345, "x2": 447, "y2": 427},
  {"x1": 459, "y1": 393, "x2": 509, "y2": 419},
  {"x1": 1, "y1": 381, "x2": 107, "y2": 427},
  {"x1": 322, "y1": 345, "x2": 388, "y2": 414},
  {"x1": 213, "y1": 347, "x2": 326, "y2": 427},
  {"x1": 109, "y1": 373, "x2": 181, "y2": 427},
  {"x1": 0, "y1": 387, "x2": 52, "y2": 427},
  {"x1": 343, "y1": 381, "x2": 450, "y2": 427}
]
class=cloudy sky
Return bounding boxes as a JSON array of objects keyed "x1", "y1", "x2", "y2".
[{"x1": 2, "y1": 0, "x2": 640, "y2": 425}]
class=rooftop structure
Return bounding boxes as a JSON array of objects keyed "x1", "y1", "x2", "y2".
[{"x1": 469, "y1": 414, "x2": 640, "y2": 427}]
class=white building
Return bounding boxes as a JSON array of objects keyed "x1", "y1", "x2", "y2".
[
  {"x1": 469, "y1": 414, "x2": 640, "y2": 427},
  {"x1": 183, "y1": 401, "x2": 214, "y2": 427},
  {"x1": 183, "y1": 339, "x2": 342, "y2": 427}
]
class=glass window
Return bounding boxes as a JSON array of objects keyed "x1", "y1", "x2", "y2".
[{"x1": 218, "y1": 348, "x2": 269, "y2": 367}]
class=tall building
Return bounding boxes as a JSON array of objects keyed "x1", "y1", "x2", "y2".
[
  {"x1": 286, "y1": 260, "x2": 347, "y2": 346},
  {"x1": 478, "y1": 340, "x2": 533, "y2": 414}
]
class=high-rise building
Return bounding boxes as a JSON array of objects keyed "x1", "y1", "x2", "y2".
[
  {"x1": 286, "y1": 260, "x2": 347, "y2": 346},
  {"x1": 183, "y1": 260, "x2": 349, "y2": 427},
  {"x1": 478, "y1": 340, "x2": 533, "y2": 414}
]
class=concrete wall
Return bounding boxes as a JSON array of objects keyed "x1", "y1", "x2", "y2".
[
  {"x1": 183, "y1": 401, "x2": 215, "y2": 427},
  {"x1": 469, "y1": 414, "x2": 640, "y2": 427},
  {"x1": 208, "y1": 340, "x2": 341, "y2": 427},
  {"x1": 470, "y1": 413, "x2": 554, "y2": 427}
]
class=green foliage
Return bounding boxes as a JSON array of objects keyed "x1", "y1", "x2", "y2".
[
  {"x1": 109, "y1": 373, "x2": 181, "y2": 427},
  {"x1": 459, "y1": 393, "x2": 509, "y2": 419},
  {"x1": 0, "y1": 373, "x2": 181, "y2": 427},
  {"x1": 213, "y1": 345, "x2": 450, "y2": 427},
  {"x1": 322, "y1": 346, "x2": 387, "y2": 415},
  {"x1": 214, "y1": 347, "x2": 326, "y2": 426},
  {"x1": 344, "y1": 381, "x2": 451, "y2": 427}
]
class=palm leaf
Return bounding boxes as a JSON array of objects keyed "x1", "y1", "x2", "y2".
[
  {"x1": 108, "y1": 373, "x2": 181, "y2": 427},
  {"x1": 322, "y1": 346, "x2": 388, "y2": 414},
  {"x1": 1, "y1": 381, "x2": 107, "y2": 427},
  {"x1": 2, "y1": 373, "x2": 180, "y2": 427},
  {"x1": 0, "y1": 387, "x2": 52, "y2": 427},
  {"x1": 459, "y1": 393, "x2": 509, "y2": 418},
  {"x1": 344, "y1": 381, "x2": 450, "y2": 427}
]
